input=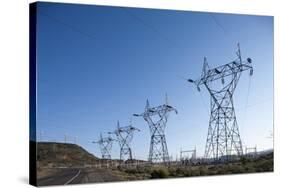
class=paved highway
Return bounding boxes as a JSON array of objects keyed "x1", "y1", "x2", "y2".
[{"x1": 37, "y1": 168, "x2": 121, "y2": 186}]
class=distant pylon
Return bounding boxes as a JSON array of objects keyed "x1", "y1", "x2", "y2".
[
  {"x1": 134, "y1": 94, "x2": 177, "y2": 164},
  {"x1": 108, "y1": 119, "x2": 140, "y2": 162},
  {"x1": 93, "y1": 133, "x2": 114, "y2": 160},
  {"x1": 187, "y1": 44, "x2": 253, "y2": 160}
]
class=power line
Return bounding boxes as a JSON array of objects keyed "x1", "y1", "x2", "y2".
[
  {"x1": 123, "y1": 8, "x2": 181, "y2": 49},
  {"x1": 177, "y1": 75, "x2": 209, "y2": 116},
  {"x1": 207, "y1": 13, "x2": 241, "y2": 46},
  {"x1": 237, "y1": 97, "x2": 273, "y2": 111},
  {"x1": 38, "y1": 10, "x2": 96, "y2": 39},
  {"x1": 198, "y1": 90, "x2": 209, "y2": 115},
  {"x1": 241, "y1": 75, "x2": 252, "y2": 128},
  {"x1": 208, "y1": 13, "x2": 229, "y2": 37}
]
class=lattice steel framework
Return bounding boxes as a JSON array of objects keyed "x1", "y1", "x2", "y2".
[
  {"x1": 188, "y1": 44, "x2": 253, "y2": 160},
  {"x1": 134, "y1": 94, "x2": 178, "y2": 164},
  {"x1": 93, "y1": 133, "x2": 114, "y2": 160},
  {"x1": 109, "y1": 120, "x2": 140, "y2": 162},
  {"x1": 180, "y1": 147, "x2": 197, "y2": 161},
  {"x1": 245, "y1": 146, "x2": 257, "y2": 157}
]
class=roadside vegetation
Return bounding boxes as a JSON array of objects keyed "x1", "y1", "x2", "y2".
[
  {"x1": 117, "y1": 152, "x2": 273, "y2": 180},
  {"x1": 36, "y1": 142, "x2": 273, "y2": 182}
]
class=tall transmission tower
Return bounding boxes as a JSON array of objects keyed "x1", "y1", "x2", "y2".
[
  {"x1": 187, "y1": 44, "x2": 253, "y2": 160},
  {"x1": 108, "y1": 120, "x2": 140, "y2": 162},
  {"x1": 92, "y1": 133, "x2": 114, "y2": 160},
  {"x1": 134, "y1": 94, "x2": 178, "y2": 164}
]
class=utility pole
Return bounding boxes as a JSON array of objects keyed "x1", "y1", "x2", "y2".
[
  {"x1": 64, "y1": 134, "x2": 67, "y2": 143},
  {"x1": 93, "y1": 133, "x2": 114, "y2": 160},
  {"x1": 187, "y1": 44, "x2": 253, "y2": 161},
  {"x1": 108, "y1": 120, "x2": 140, "y2": 163},
  {"x1": 74, "y1": 136, "x2": 78, "y2": 144},
  {"x1": 134, "y1": 94, "x2": 177, "y2": 164},
  {"x1": 38, "y1": 131, "x2": 44, "y2": 142}
]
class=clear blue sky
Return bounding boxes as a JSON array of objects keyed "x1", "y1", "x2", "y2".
[{"x1": 35, "y1": 2, "x2": 273, "y2": 160}]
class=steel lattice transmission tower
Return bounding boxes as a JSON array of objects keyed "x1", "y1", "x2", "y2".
[
  {"x1": 92, "y1": 133, "x2": 114, "y2": 160},
  {"x1": 134, "y1": 94, "x2": 178, "y2": 164},
  {"x1": 108, "y1": 120, "x2": 140, "y2": 162},
  {"x1": 188, "y1": 44, "x2": 253, "y2": 160}
]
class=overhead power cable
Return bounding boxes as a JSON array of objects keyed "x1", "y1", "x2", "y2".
[
  {"x1": 38, "y1": 10, "x2": 96, "y2": 39},
  {"x1": 208, "y1": 13, "x2": 229, "y2": 36},
  {"x1": 123, "y1": 8, "x2": 181, "y2": 49}
]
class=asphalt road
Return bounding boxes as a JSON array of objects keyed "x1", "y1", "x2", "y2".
[{"x1": 37, "y1": 168, "x2": 122, "y2": 186}]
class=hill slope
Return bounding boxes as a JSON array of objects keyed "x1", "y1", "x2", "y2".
[{"x1": 37, "y1": 142, "x2": 98, "y2": 168}]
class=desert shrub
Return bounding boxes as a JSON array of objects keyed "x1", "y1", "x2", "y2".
[
  {"x1": 240, "y1": 157, "x2": 252, "y2": 165},
  {"x1": 190, "y1": 169, "x2": 200, "y2": 176},
  {"x1": 175, "y1": 167, "x2": 185, "y2": 175},
  {"x1": 208, "y1": 166, "x2": 217, "y2": 171},
  {"x1": 208, "y1": 165, "x2": 221, "y2": 174},
  {"x1": 167, "y1": 167, "x2": 177, "y2": 176},
  {"x1": 124, "y1": 168, "x2": 138, "y2": 174},
  {"x1": 244, "y1": 165, "x2": 255, "y2": 173},
  {"x1": 183, "y1": 169, "x2": 192, "y2": 177},
  {"x1": 228, "y1": 165, "x2": 245, "y2": 174},
  {"x1": 117, "y1": 165, "x2": 123, "y2": 171},
  {"x1": 145, "y1": 166, "x2": 153, "y2": 174},
  {"x1": 199, "y1": 167, "x2": 208, "y2": 176},
  {"x1": 254, "y1": 159, "x2": 273, "y2": 172},
  {"x1": 151, "y1": 167, "x2": 169, "y2": 179},
  {"x1": 136, "y1": 166, "x2": 152, "y2": 174},
  {"x1": 216, "y1": 166, "x2": 227, "y2": 175},
  {"x1": 206, "y1": 170, "x2": 217, "y2": 176}
]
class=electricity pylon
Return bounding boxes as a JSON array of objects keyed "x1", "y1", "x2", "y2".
[
  {"x1": 188, "y1": 44, "x2": 253, "y2": 160},
  {"x1": 108, "y1": 120, "x2": 140, "y2": 162},
  {"x1": 93, "y1": 133, "x2": 114, "y2": 160},
  {"x1": 134, "y1": 94, "x2": 178, "y2": 164}
]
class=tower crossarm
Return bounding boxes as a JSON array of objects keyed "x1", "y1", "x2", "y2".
[
  {"x1": 116, "y1": 125, "x2": 140, "y2": 133},
  {"x1": 188, "y1": 44, "x2": 253, "y2": 90},
  {"x1": 134, "y1": 104, "x2": 178, "y2": 117},
  {"x1": 190, "y1": 59, "x2": 253, "y2": 87}
]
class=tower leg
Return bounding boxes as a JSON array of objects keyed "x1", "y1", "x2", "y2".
[
  {"x1": 148, "y1": 134, "x2": 170, "y2": 164},
  {"x1": 204, "y1": 91, "x2": 243, "y2": 161}
]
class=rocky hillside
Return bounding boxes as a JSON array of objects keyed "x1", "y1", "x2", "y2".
[{"x1": 37, "y1": 142, "x2": 98, "y2": 168}]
